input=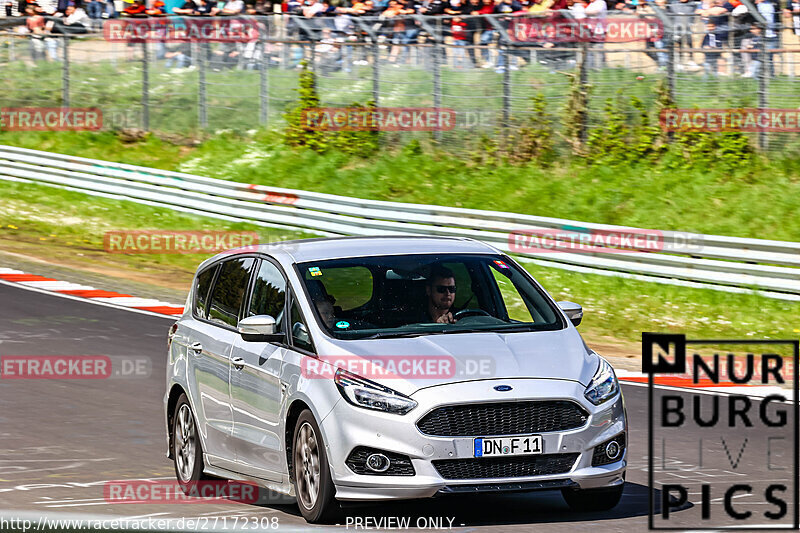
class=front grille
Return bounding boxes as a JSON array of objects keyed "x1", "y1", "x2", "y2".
[
  {"x1": 433, "y1": 453, "x2": 579, "y2": 480},
  {"x1": 416, "y1": 401, "x2": 589, "y2": 437}
]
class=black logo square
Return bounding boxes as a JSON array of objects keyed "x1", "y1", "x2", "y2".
[{"x1": 642, "y1": 333, "x2": 686, "y2": 374}]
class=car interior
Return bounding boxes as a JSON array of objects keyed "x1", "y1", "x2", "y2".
[{"x1": 299, "y1": 256, "x2": 554, "y2": 334}]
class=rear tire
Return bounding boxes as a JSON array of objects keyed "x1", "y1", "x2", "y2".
[
  {"x1": 172, "y1": 394, "x2": 209, "y2": 494},
  {"x1": 292, "y1": 409, "x2": 340, "y2": 523},
  {"x1": 561, "y1": 483, "x2": 624, "y2": 512}
]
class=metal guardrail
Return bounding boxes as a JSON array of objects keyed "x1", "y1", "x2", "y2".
[{"x1": 1, "y1": 144, "x2": 799, "y2": 300}]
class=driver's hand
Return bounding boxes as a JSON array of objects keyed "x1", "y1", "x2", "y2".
[{"x1": 437, "y1": 312, "x2": 455, "y2": 324}]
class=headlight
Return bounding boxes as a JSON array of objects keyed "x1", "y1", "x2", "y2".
[
  {"x1": 584, "y1": 358, "x2": 619, "y2": 405},
  {"x1": 334, "y1": 368, "x2": 417, "y2": 415}
]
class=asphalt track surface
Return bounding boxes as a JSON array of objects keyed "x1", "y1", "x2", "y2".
[{"x1": 0, "y1": 281, "x2": 796, "y2": 532}]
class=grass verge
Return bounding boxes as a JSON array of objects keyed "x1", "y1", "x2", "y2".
[
  {"x1": 1, "y1": 178, "x2": 797, "y2": 348},
  {"x1": 2, "y1": 130, "x2": 800, "y2": 241}
]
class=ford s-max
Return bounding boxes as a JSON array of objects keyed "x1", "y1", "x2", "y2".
[{"x1": 164, "y1": 236, "x2": 627, "y2": 523}]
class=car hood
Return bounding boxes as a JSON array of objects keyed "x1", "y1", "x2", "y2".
[{"x1": 316, "y1": 327, "x2": 600, "y2": 396}]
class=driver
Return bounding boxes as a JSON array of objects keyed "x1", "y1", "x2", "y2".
[{"x1": 424, "y1": 266, "x2": 457, "y2": 324}]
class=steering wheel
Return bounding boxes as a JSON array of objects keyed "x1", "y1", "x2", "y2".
[{"x1": 453, "y1": 308, "x2": 491, "y2": 320}]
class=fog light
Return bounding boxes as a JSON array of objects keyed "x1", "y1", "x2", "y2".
[
  {"x1": 592, "y1": 433, "x2": 625, "y2": 466},
  {"x1": 605, "y1": 441, "x2": 621, "y2": 460},
  {"x1": 365, "y1": 453, "x2": 390, "y2": 473}
]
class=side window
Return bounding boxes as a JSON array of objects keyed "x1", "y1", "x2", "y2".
[
  {"x1": 208, "y1": 258, "x2": 255, "y2": 328},
  {"x1": 290, "y1": 299, "x2": 314, "y2": 352},
  {"x1": 489, "y1": 267, "x2": 535, "y2": 322},
  {"x1": 194, "y1": 265, "x2": 218, "y2": 319},
  {"x1": 247, "y1": 260, "x2": 287, "y2": 333}
]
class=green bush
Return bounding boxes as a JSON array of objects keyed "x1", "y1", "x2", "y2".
[{"x1": 284, "y1": 62, "x2": 379, "y2": 157}]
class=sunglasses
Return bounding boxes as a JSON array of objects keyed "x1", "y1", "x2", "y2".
[{"x1": 435, "y1": 285, "x2": 456, "y2": 294}]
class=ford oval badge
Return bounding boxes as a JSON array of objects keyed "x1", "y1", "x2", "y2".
[{"x1": 494, "y1": 385, "x2": 513, "y2": 392}]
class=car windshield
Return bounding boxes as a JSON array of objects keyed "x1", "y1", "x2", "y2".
[{"x1": 295, "y1": 254, "x2": 564, "y2": 340}]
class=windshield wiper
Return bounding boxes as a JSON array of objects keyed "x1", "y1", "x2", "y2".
[
  {"x1": 351, "y1": 324, "x2": 542, "y2": 340},
  {"x1": 437, "y1": 324, "x2": 542, "y2": 334},
  {"x1": 353, "y1": 330, "x2": 439, "y2": 340}
]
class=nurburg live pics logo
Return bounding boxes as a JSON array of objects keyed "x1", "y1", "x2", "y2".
[{"x1": 643, "y1": 332, "x2": 799, "y2": 530}]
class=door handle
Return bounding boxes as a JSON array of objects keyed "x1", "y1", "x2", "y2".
[
  {"x1": 190, "y1": 342, "x2": 203, "y2": 355},
  {"x1": 232, "y1": 357, "x2": 245, "y2": 370}
]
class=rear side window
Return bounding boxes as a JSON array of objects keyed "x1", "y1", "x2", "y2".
[
  {"x1": 247, "y1": 260, "x2": 287, "y2": 333},
  {"x1": 194, "y1": 265, "x2": 218, "y2": 318},
  {"x1": 208, "y1": 258, "x2": 255, "y2": 328},
  {"x1": 303, "y1": 265, "x2": 373, "y2": 311}
]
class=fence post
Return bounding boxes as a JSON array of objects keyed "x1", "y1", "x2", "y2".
[
  {"x1": 260, "y1": 37, "x2": 269, "y2": 126},
  {"x1": 372, "y1": 40, "x2": 380, "y2": 105},
  {"x1": 281, "y1": 17, "x2": 290, "y2": 69},
  {"x1": 432, "y1": 21, "x2": 442, "y2": 142},
  {"x1": 578, "y1": 41, "x2": 588, "y2": 147},
  {"x1": 666, "y1": 29, "x2": 676, "y2": 142},
  {"x1": 62, "y1": 36, "x2": 70, "y2": 108},
  {"x1": 502, "y1": 43, "x2": 510, "y2": 134},
  {"x1": 198, "y1": 43, "x2": 208, "y2": 129},
  {"x1": 309, "y1": 33, "x2": 316, "y2": 74},
  {"x1": 666, "y1": 31, "x2": 675, "y2": 102},
  {"x1": 141, "y1": 41, "x2": 149, "y2": 131},
  {"x1": 757, "y1": 36, "x2": 768, "y2": 151}
]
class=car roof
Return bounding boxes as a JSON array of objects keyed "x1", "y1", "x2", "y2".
[{"x1": 200, "y1": 236, "x2": 500, "y2": 271}]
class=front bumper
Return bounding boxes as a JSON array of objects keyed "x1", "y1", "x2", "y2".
[{"x1": 320, "y1": 379, "x2": 626, "y2": 501}]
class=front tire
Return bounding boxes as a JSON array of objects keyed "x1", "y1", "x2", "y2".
[
  {"x1": 561, "y1": 483, "x2": 624, "y2": 512},
  {"x1": 172, "y1": 394, "x2": 208, "y2": 494},
  {"x1": 292, "y1": 410, "x2": 339, "y2": 523}
]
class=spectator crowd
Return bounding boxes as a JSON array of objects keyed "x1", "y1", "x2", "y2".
[{"x1": 0, "y1": 0, "x2": 791, "y2": 75}]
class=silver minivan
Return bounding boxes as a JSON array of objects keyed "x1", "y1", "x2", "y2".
[{"x1": 165, "y1": 236, "x2": 627, "y2": 523}]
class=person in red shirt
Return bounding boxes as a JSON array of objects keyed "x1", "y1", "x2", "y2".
[
  {"x1": 121, "y1": 0, "x2": 148, "y2": 16},
  {"x1": 450, "y1": 16, "x2": 470, "y2": 67},
  {"x1": 146, "y1": 0, "x2": 167, "y2": 15}
]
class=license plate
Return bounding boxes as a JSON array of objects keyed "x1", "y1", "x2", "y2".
[{"x1": 473, "y1": 435, "x2": 543, "y2": 457}]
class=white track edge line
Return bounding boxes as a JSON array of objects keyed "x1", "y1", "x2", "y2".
[{"x1": 0, "y1": 279, "x2": 179, "y2": 321}]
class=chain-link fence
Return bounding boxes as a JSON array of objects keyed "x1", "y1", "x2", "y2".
[{"x1": 2, "y1": 11, "x2": 800, "y2": 153}]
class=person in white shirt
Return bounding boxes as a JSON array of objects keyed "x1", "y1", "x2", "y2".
[
  {"x1": 220, "y1": 0, "x2": 245, "y2": 14},
  {"x1": 584, "y1": 0, "x2": 606, "y2": 16},
  {"x1": 46, "y1": 4, "x2": 90, "y2": 34},
  {"x1": 755, "y1": 0, "x2": 777, "y2": 76},
  {"x1": 302, "y1": 0, "x2": 325, "y2": 17},
  {"x1": 583, "y1": 0, "x2": 607, "y2": 69}
]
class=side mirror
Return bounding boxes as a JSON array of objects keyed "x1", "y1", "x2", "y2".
[
  {"x1": 557, "y1": 301, "x2": 583, "y2": 327},
  {"x1": 292, "y1": 322, "x2": 313, "y2": 351},
  {"x1": 293, "y1": 321, "x2": 310, "y2": 342},
  {"x1": 238, "y1": 315, "x2": 284, "y2": 343}
]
